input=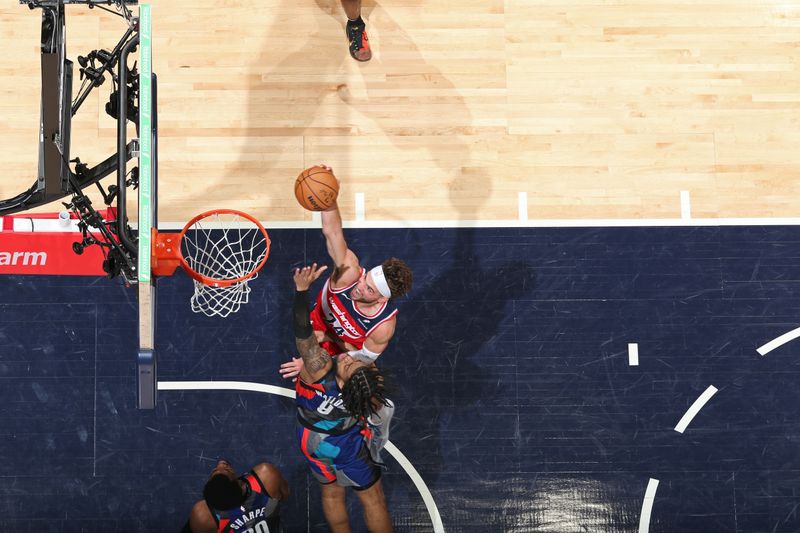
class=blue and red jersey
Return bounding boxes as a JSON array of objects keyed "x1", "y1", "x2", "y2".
[
  {"x1": 309, "y1": 269, "x2": 398, "y2": 355},
  {"x1": 295, "y1": 358, "x2": 359, "y2": 435},
  {"x1": 206, "y1": 470, "x2": 280, "y2": 532}
]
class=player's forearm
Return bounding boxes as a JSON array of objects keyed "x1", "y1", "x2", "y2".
[
  {"x1": 293, "y1": 289, "x2": 330, "y2": 373},
  {"x1": 321, "y1": 203, "x2": 343, "y2": 235},
  {"x1": 347, "y1": 345, "x2": 381, "y2": 363},
  {"x1": 293, "y1": 289, "x2": 312, "y2": 339},
  {"x1": 321, "y1": 206, "x2": 348, "y2": 265}
]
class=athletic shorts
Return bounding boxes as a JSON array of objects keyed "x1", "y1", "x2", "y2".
[{"x1": 297, "y1": 424, "x2": 381, "y2": 490}]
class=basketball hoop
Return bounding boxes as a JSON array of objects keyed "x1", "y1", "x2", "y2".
[{"x1": 151, "y1": 209, "x2": 270, "y2": 317}]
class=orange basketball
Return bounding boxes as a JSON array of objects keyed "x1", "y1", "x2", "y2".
[{"x1": 294, "y1": 166, "x2": 339, "y2": 211}]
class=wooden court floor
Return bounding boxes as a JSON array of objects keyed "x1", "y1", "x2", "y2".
[{"x1": 1, "y1": 0, "x2": 799, "y2": 224}]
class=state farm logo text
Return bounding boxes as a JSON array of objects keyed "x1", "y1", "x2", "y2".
[{"x1": 0, "y1": 251, "x2": 47, "y2": 266}]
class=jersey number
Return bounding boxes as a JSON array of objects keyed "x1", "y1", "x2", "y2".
[
  {"x1": 317, "y1": 396, "x2": 339, "y2": 415},
  {"x1": 242, "y1": 522, "x2": 270, "y2": 533}
]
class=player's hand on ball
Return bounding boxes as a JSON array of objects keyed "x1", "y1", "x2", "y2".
[
  {"x1": 318, "y1": 164, "x2": 340, "y2": 211},
  {"x1": 294, "y1": 263, "x2": 328, "y2": 291},
  {"x1": 279, "y1": 357, "x2": 304, "y2": 381}
]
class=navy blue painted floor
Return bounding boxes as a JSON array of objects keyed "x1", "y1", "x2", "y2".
[{"x1": 1, "y1": 226, "x2": 799, "y2": 532}]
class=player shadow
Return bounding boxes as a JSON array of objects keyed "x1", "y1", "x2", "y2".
[
  {"x1": 178, "y1": 0, "x2": 496, "y2": 225},
  {"x1": 384, "y1": 177, "x2": 537, "y2": 495},
  {"x1": 240, "y1": 0, "x2": 511, "y2": 521}
]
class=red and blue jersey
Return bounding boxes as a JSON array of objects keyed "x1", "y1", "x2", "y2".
[
  {"x1": 295, "y1": 358, "x2": 359, "y2": 435},
  {"x1": 295, "y1": 359, "x2": 379, "y2": 489},
  {"x1": 206, "y1": 471, "x2": 280, "y2": 533},
  {"x1": 309, "y1": 269, "x2": 398, "y2": 354}
]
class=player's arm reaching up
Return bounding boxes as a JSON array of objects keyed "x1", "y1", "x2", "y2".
[
  {"x1": 318, "y1": 165, "x2": 362, "y2": 289},
  {"x1": 292, "y1": 264, "x2": 332, "y2": 383}
]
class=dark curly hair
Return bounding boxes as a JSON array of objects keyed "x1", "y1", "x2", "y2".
[
  {"x1": 382, "y1": 258, "x2": 413, "y2": 299},
  {"x1": 203, "y1": 474, "x2": 244, "y2": 510},
  {"x1": 341, "y1": 366, "x2": 390, "y2": 420}
]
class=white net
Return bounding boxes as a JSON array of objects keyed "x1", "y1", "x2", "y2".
[
  {"x1": 190, "y1": 279, "x2": 252, "y2": 318},
  {"x1": 181, "y1": 211, "x2": 269, "y2": 318}
]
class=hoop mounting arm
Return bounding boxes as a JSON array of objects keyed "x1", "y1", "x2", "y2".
[{"x1": 150, "y1": 229, "x2": 181, "y2": 278}]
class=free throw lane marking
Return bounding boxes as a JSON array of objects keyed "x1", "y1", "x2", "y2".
[
  {"x1": 355, "y1": 192, "x2": 365, "y2": 222},
  {"x1": 628, "y1": 343, "x2": 639, "y2": 366},
  {"x1": 680, "y1": 191, "x2": 691, "y2": 220},
  {"x1": 518, "y1": 192, "x2": 528, "y2": 221}
]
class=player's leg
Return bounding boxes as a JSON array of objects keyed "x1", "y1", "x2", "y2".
[
  {"x1": 354, "y1": 478, "x2": 393, "y2": 533},
  {"x1": 341, "y1": 0, "x2": 371, "y2": 61},
  {"x1": 334, "y1": 433, "x2": 392, "y2": 532},
  {"x1": 298, "y1": 427, "x2": 352, "y2": 531},
  {"x1": 321, "y1": 482, "x2": 351, "y2": 533},
  {"x1": 340, "y1": 0, "x2": 361, "y2": 20}
]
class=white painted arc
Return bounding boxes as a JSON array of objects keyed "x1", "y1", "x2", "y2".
[
  {"x1": 638, "y1": 478, "x2": 660, "y2": 533},
  {"x1": 674, "y1": 385, "x2": 718, "y2": 434},
  {"x1": 756, "y1": 325, "x2": 800, "y2": 356}
]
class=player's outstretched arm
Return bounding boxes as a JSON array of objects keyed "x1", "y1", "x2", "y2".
[
  {"x1": 293, "y1": 265, "x2": 332, "y2": 381},
  {"x1": 321, "y1": 203, "x2": 347, "y2": 263},
  {"x1": 318, "y1": 166, "x2": 361, "y2": 285},
  {"x1": 322, "y1": 204, "x2": 361, "y2": 277}
]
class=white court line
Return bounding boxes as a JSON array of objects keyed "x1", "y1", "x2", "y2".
[
  {"x1": 384, "y1": 441, "x2": 444, "y2": 533},
  {"x1": 142, "y1": 216, "x2": 800, "y2": 231},
  {"x1": 674, "y1": 385, "x2": 718, "y2": 433},
  {"x1": 355, "y1": 192, "x2": 365, "y2": 222},
  {"x1": 158, "y1": 380, "x2": 295, "y2": 398},
  {"x1": 518, "y1": 192, "x2": 528, "y2": 221},
  {"x1": 628, "y1": 343, "x2": 639, "y2": 366},
  {"x1": 638, "y1": 478, "x2": 660, "y2": 533},
  {"x1": 756, "y1": 325, "x2": 800, "y2": 356},
  {"x1": 680, "y1": 191, "x2": 691, "y2": 220},
  {"x1": 158, "y1": 380, "x2": 445, "y2": 533},
  {"x1": 311, "y1": 211, "x2": 321, "y2": 225}
]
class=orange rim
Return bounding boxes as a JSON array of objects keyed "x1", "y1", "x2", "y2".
[{"x1": 153, "y1": 209, "x2": 271, "y2": 287}]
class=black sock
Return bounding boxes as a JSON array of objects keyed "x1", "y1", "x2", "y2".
[{"x1": 347, "y1": 16, "x2": 364, "y2": 27}]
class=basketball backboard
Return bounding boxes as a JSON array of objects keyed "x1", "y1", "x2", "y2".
[{"x1": 137, "y1": 4, "x2": 157, "y2": 409}]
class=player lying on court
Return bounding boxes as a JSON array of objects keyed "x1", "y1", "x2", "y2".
[
  {"x1": 293, "y1": 265, "x2": 394, "y2": 533},
  {"x1": 187, "y1": 459, "x2": 288, "y2": 533},
  {"x1": 281, "y1": 167, "x2": 413, "y2": 377}
]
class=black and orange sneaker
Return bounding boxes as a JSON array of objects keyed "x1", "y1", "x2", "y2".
[{"x1": 346, "y1": 19, "x2": 372, "y2": 62}]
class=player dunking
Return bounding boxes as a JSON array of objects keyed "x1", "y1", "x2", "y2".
[
  {"x1": 280, "y1": 168, "x2": 413, "y2": 376},
  {"x1": 281, "y1": 167, "x2": 411, "y2": 463}
]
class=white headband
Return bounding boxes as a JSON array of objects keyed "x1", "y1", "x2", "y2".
[{"x1": 369, "y1": 265, "x2": 392, "y2": 299}]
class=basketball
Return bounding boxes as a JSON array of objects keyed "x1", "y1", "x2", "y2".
[{"x1": 295, "y1": 166, "x2": 339, "y2": 211}]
